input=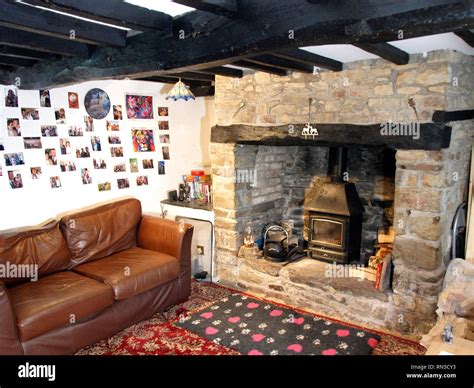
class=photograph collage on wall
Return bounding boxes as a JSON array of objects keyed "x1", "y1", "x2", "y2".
[{"x1": 1, "y1": 86, "x2": 172, "y2": 192}]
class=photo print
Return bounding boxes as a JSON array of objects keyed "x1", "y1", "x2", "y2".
[
  {"x1": 7, "y1": 118, "x2": 21, "y2": 136},
  {"x1": 68, "y1": 92, "x2": 79, "y2": 109},
  {"x1": 84, "y1": 116, "x2": 94, "y2": 132},
  {"x1": 21, "y1": 108, "x2": 39, "y2": 120},
  {"x1": 91, "y1": 136, "x2": 101, "y2": 151},
  {"x1": 50, "y1": 176, "x2": 61, "y2": 189},
  {"x1": 4, "y1": 152, "x2": 25, "y2": 166},
  {"x1": 68, "y1": 125, "x2": 83, "y2": 136},
  {"x1": 0, "y1": 165, "x2": 2, "y2": 177},
  {"x1": 8, "y1": 170, "x2": 23, "y2": 189},
  {"x1": 162, "y1": 146, "x2": 170, "y2": 160},
  {"x1": 81, "y1": 168, "x2": 92, "y2": 185},
  {"x1": 117, "y1": 178, "x2": 130, "y2": 190},
  {"x1": 98, "y1": 181, "x2": 111, "y2": 192},
  {"x1": 110, "y1": 147, "x2": 124, "y2": 157},
  {"x1": 23, "y1": 137, "x2": 42, "y2": 149},
  {"x1": 108, "y1": 135, "x2": 121, "y2": 144},
  {"x1": 55, "y1": 108, "x2": 66, "y2": 124},
  {"x1": 60, "y1": 161, "x2": 76, "y2": 172},
  {"x1": 44, "y1": 148, "x2": 57, "y2": 165},
  {"x1": 0, "y1": 134, "x2": 4, "y2": 150},
  {"x1": 30, "y1": 167, "x2": 42, "y2": 179},
  {"x1": 113, "y1": 105, "x2": 123, "y2": 120},
  {"x1": 113, "y1": 163, "x2": 126, "y2": 173},
  {"x1": 158, "y1": 121, "x2": 169, "y2": 130},
  {"x1": 158, "y1": 107, "x2": 169, "y2": 117},
  {"x1": 129, "y1": 158, "x2": 139, "y2": 173},
  {"x1": 84, "y1": 88, "x2": 110, "y2": 120},
  {"x1": 39, "y1": 90, "x2": 51, "y2": 107},
  {"x1": 106, "y1": 120, "x2": 120, "y2": 131},
  {"x1": 142, "y1": 159, "x2": 154, "y2": 169},
  {"x1": 159, "y1": 134, "x2": 170, "y2": 144},
  {"x1": 5, "y1": 87, "x2": 18, "y2": 107},
  {"x1": 59, "y1": 138, "x2": 72, "y2": 155},
  {"x1": 75, "y1": 147, "x2": 91, "y2": 158},
  {"x1": 136, "y1": 176, "x2": 148, "y2": 186},
  {"x1": 158, "y1": 161, "x2": 165, "y2": 175},
  {"x1": 41, "y1": 125, "x2": 58, "y2": 137},
  {"x1": 93, "y1": 159, "x2": 107, "y2": 169},
  {"x1": 126, "y1": 94, "x2": 153, "y2": 119},
  {"x1": 131, "y1": 129, "x2": 155, "y2": 152}
]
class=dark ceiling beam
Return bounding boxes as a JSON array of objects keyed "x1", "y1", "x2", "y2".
[
  {"x1": 197, "y1": 66, "x2": 243, "y2": 78},
  {"x1": 168, "y1": 72, "x2": 215, "y2": 81},
  {"x1": 20, "y1": 0, "x2": 172, "y2": 32},
  {"x1": 455, "y1": 29, "x2": 474, "y2": 46},
  {"x1": 271, "y1": 48, "x2": 343, "y2": 71},
  {"x1": 232, "y1": 60, "x2": 288, "y2": 76},
  {"x1": 0, "y1": 45, "x2": 56, "y2": 60},
  {"x1": 137, "y1": 75, "x2": 213, "y2": 87},
  {"x1": 0, "y1": 0, "x2": 127, "y2": 46},
  {"x1": 0, "y1": 55, "x2": 38, "y2": 67},
  {"x1": 172, "y1": 0, "x2": 238, "y2": 17},
  {"x1": 246, "y1": 54, "x2": 315, "y2": 73},
  {"x1": 353, "y1": 42, "x2": 410, "y2": 65},
  {"x1": 0, "y1": 27, "x2": 89, "y2": 57},
  {"x1": 7, "y1": 0, "x2": 474, "y2": 88}
]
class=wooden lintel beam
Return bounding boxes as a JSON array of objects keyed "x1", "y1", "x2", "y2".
[
  {"x1": 172, "y1": 0, "x2": 238, "y2": 17},
  {"x1": 0, "y1": 0, "x2": 127, "y2": 46},
  {"x1": 272, "y1": 48, "x2": 343, "y2": 71},
  {"x1": 0, "y1": 46, "x2": 56, "y2": 60},
  {"x1": 197, "y1": 66, "x2": 243, "y2": 78},
  {"x1": 20, "y1": 0, "x2": 172, "y2": 32},
  {"x1": 0, "y1": 27, "x2": 89, "y2": 58},
  {"x1": 247, "y1": 54, "x2": 315, "y2": 73},
  {"x1": 138, "y1": 76, "x2": 213, "y2": 87},
  {"x1": 0, "y1": 55, "x2": 38, "y2": 67},
  {"x1": 353, "y1": 42, "x2": 410, "y2": 65},
  {"x1": 168, "y1": 72, "x2": 215, "y2": 81},
  {"x1": 232, "y1": 60, "x2": 288, "y2": 76}
]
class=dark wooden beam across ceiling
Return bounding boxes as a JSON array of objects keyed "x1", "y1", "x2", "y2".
[
  {"x1": 0, "y1": 0, "x2": 127, "y2": 46},
  {"x1": 169, "y1": 72, "x2": 215, "y2": 81},
  {"x1": 232, "y1": 60, "x2": 288, "y2": 76},
  {"x1": 197, "y1": 66, "x2": 243, "y2": 78},
  {"x1": 137, "y1": 76, "x2": 213, "y2": 87},
  {"x1": 172, "y1": 0, "x2": 238, "y2": 17},
  {"x1": 353, "y1": 42, "x2": 410, "y2": 65},
  {"x1": 246, "y1": 54, "x2": 315, "y2": 73},
  {"x1": 20, "y1": 0, "x2": 172, "y2": 32},
  {"x1": 0, "y1": 27, "x2": 89, "y2": 57},
  {"x1": 0, "y1": 55, "x2": 38, "y2": 67},
  {"x1": 5, "y1": 0, "x2": 473, "y2": 88},
  {"x1": 0, "y1": 46, "x2": 56, "y2": 60},
  {"x1": 271, "y1": 48, "x2": 343, "y2": 71},
  {"x1": 455, "y1": 29, "x2": 474, "y2": 46}
]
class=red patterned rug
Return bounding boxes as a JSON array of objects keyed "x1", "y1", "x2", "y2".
[{"x1": 77, "y1": 281, "x2": 425, "y2": 356}]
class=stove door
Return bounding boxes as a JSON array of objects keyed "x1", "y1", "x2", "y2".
[{"x1": 310, "y1": 217, "x2": 346, "y2": 250}]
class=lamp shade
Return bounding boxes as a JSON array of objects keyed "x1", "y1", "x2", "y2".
[{"x1": 166, "y1": 80, "x2": 195, "y2": 101}]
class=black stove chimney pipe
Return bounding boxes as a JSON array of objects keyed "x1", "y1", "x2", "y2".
[{"x1": 328, "y1": 147, "x2": 348, "y2": 183}]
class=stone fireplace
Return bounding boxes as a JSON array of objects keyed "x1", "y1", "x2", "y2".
[{"x1": 210, "y1": 50, "x2": 473, "y2": 335}]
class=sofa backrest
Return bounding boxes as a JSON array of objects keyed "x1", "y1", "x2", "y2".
[
  {"x1": 60, "y1": 198, "x2": 142, "y2": 268},
  {"x1": 0, "y1": 220, "x2": 71, "y2": 286}
]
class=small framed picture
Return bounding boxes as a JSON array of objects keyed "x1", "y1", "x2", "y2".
[
  {"x1": 21, "y1": 108, "x2": 39, "y2": 120},
  {"x1": 158, "y1": 161, "x2": 166, "y2": 175},
  {"x1": 117, "y1": 178, "x2": 130, "y2": 189},
  {"x1": 39, "y1": 90, "x2": 51, "y2": 107},
  {"x1": 98, "y1": 182, "x2": 111, "y2": 192},
  {"x1": 158, "y1": 120, "x2": 169, "y2": 130},
  {"x1": 110, "y1": 147, "x2": 124, "y2": 157},
  {"x1": 41, "y1": 125, "x2": 58, "y2": 137},
  {"x1": 68, "y1": 92, "x2": 79, "y2": 109},
  {"x1": 30, "y1": 167, "x2": 42, "y2": 179},
  {"x1": 113, "y1": 105, "x2": 123, "y2": 120},
  {"x1": 50, "y1": 176, "x2": 62, "y2": 189},
  {"x1": 4, "y1": 152, "x2": 25, "y2": 166},
  {"x1": 81, "y1": 168, "x2": 92, "y2": 185},
  {"x1": 136, "y1": 176, "x2": 148, "y2": 186},
  {"x1": 7, "y1": 118, "x2": 21, "y2": 136},
  {"x1": 93, "y1": 159, "x2": 107, "y2": 169},
  {"x1": 142, "y1": 159, "x2": 154, "y2": 169},
  {"x1": 55, "y1": 108, "x2": 66, "y2": 124},
  {"x1": 158, "y1": 107, "x2": 168, "y2": 117},
  {"x1": 130, "y1": 158, "x2": 139, "y2": 173},
  {"x1": 8, "y1": 170, "x2": 23, "y2": 189},
  {"x1": 23, "y1": 137, "x2": 42, "y2": 149},
  {"x1": 5, "y1": 87, "x2": 19, "y2": 107}
]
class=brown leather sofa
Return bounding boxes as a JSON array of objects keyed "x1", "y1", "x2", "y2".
[{"x1": 0, "y1": 198, "x2": 193, "y2": 355}]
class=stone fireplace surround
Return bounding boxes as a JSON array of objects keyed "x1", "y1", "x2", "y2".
[{"x1": 210, "y1": 50, "x2": 473, "y2": 335}]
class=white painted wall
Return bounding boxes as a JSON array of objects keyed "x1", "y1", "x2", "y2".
[{"x1": 0, "y1": 80, "x2": 215, "y2": 230}]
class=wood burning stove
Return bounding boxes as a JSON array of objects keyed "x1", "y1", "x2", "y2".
[{"x1": 305, "y1": 147, "x2": 364, "y2": 264}]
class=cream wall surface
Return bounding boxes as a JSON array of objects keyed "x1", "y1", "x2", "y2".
[{"x1": 0, "y1": 80, "x2": 215, "y2": 230}]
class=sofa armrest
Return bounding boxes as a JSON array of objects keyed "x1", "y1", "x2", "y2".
[
  {"x1": 0, "y1": 282, "x2": 24, "y2": 355},
  {"x1": 138, "y1": 216, "x2": 194, "y2": 301}
]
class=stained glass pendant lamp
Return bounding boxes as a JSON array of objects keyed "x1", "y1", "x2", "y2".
[{"x1": 166, "y1": 79, "x2": 195, "y2": 101}]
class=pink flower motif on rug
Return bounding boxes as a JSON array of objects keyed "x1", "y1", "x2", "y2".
[
  {"x1": 322, "y1": 349, "x2": 337, "y2": 355},
  {"x1": 205, "y1": 327, "x2": 218, "y2": 335},
  {"x1": 287, "y1": 344, "x2": 303, "y2": 353},
  {"x1": 336, "y1": 329, "x2": 350, "y2": 337}
]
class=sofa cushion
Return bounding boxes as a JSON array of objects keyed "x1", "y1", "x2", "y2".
[
  {"x1": 9, "y1": 271, "x2": 114, "y2": 342},
  {"x1": 72, "y1": 247, "x2": 180, "y2": 300},
  {"x1": 60, "y1": 198, "x2": 142, "y2": 268},
  {"x1": 0, "y1": 220, "x2": 71, "y2": 286}
]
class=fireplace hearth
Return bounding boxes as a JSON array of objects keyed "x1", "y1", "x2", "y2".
[{"x1": 305, "y1": 147, "x2": 364, "y2": 264}]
